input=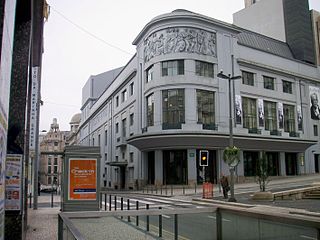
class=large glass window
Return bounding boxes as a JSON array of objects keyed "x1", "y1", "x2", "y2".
[
  {"x1": 161, "y1": 60, "x2": 184, "y2": 76},
  {"x1": 146, "y1": 94, "x2": 154, "y2": 127},
  {"x1": 121, "y1": 89, "x2": 127, "y2": 102},
  {"x1": 242, "y1": 97, "x2": 257, "y2": 129},
  {"x1": 264, "y1": 101, "x2": 277, "y2": 131},
  {"x1": 263, "y1": 76, "x2": 275, "y2": 90},
  {"x1": 162, "y1": 89, "x2": 185, "y2": 129},
  {"x1": 122, "y1": 118, "x2": 126, "y2": 138},
  {"x1": 146, "y1": 65, "x2": 154, "y2": 83},
  {"x1": 195, "y1": 61, "x2": 214, "y2": 78},
  {"x1": 242, "y1": 71, "x2": 254, "y2": 86},
  {"x1": 283, "y1": 104, "x2": 295, "y2": 133},
  {"x1": 243, "y1": 151, "x2": 259, "y2": 176},
  {"x1": 197, "y1": 90, "x2": 215, "y2": 127}
]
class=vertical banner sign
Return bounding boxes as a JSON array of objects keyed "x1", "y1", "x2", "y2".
[
  {"x1": 297, "y1": 105, "x2": 303, "y2": 131},
  {"x1": 5, "y1": 155, "x2": 22, "y2": 211},
  {"x1": 29, "y1": 67, "x2": 39, "y2": 150},
  {"x1": 235, "y1": 95, "x2": 242, "y2": 124},
  {"x1": 258, "y1": 98, "x2": 264, "y2": 127},
  {"x1": 309, "y1": 86, "x2": 320, "y2": 120},
  {"x1": 69, "y1": 159, "x2": 97, "y2": 200},
  {"x1": 278, "y1": 102, "x2": 284, "y2": 129}
]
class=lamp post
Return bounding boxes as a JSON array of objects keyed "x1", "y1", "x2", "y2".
[{"x1": 217, "y1": 70, "x2": 241, "y2": 202}]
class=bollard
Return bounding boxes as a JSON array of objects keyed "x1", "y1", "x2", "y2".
[
  {"x1": 195, "y1": 183, "x2": 197, "y2": 194},
  {"x1": 100, "y1": 193, "x2": 102, "y2": 209},
  {"x1": 156, "y1": 186, "x2": 157, "y2": 195},
  {"x1": 183, "y1": 186, "x2": 185, "y2": 195},
  {"x1": 160, "y1": 186, "x2": 162, "y2": 195},
  {"x1": 159, "y1": 207, "x2": 162, "y2": 237},
  {"x1": 136, "y1": 201, "x2": 139, "y2": 226},
  {"x1": 109, "y1": 194, "x2": 112, "y2": 211},
  {"x1": 29, "y1": 193, "x2": 32, "y2": 208},
  {"x1": 147, "y1": 187, "x2": 148, "y2": 194},
  {"x1": 127, "y1": 199, "x2": 130, "y2": 222},
  {"x1": 165, "y1": 185, "x2": 167, "y2": 196},
  {"x1": 51, "y1": 189, "x2": 54, "y2": 208},
  {"x1": 104, "y1": 194, "x2": 107, "y2": 211},
  {"x1": 171, "y1": 185, "x2": 173, "y2": 196},
  {"x1": 146, "y1": 204, "x2": 149, "y2": 231},
  {"x1": 114, "y1": 195, "x2": 117, "y2": 211},
  {"x1": 121, "y1": 197, "x2": 123, "y2": 219},
  {"x1": 174, "y1": 214, "x2": 178, "y2": 240}
]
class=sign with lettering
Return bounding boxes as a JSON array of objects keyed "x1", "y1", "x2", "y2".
[
  {"x1": 29, "y1": 67, "x2": 39, "y2": 150},
  {"x1": 68, "y1": 158, "x2": 97, "y2": 200}
]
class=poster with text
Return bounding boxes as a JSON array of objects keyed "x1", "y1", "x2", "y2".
[
  {"x1": 68, "y1": 159, "x2": 97, "y2": 200},
  {"x1": 297, "y1": 105, "x2": 303, "y2": 131},
  {"x1": 5, "y1": 154, "x2": 22, "y2": 210},
  {"x1": 0, "y1": 123, "x2": 7, "y2": 218}
]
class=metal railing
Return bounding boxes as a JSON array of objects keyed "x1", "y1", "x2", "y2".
[{"x1": 59, "y1": 199, "x2": 320, "y2": 240}]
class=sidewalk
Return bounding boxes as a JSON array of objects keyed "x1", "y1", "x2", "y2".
[{"x1": 26, "y1": 194, "x2": 61, "y2": 240}]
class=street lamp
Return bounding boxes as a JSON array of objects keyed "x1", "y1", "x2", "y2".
[{"x1": 217, "y1": 70, "x2": 241, "y2": 202}]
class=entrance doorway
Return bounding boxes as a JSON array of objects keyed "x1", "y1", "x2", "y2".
[
  {"x1": 196, "y1": 150, "x2": 217, "y2": 184},
  {"x1": 163, "y1": 150, "x2": 187, "y2": 185},
  {"x1": 120, "y1": 167, "x2": 126, "y2": 189},
  {"x1": 285, "y1": 153, "x2": 298, "y2": 175},
  {"x1": 315, "y1": 154, "x2": 319, "y2": 173},
  {"x1": 147, "y1": 151, "x2": 155, "y2": 185}
]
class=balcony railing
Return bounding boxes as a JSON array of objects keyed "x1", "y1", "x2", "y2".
[
  {"x1": 202, "y1": 123, "x2": 218, "y2": 130},
  {"x1": 289, "y1": 131, "x2": 300, "y2": 137},
  {"x1": 162, "y1": 122, "x2": 182, "y2": 130},
  {"x1": 270, "y1": 130, "x2": 282, "y2": 136},
  {"x1": 248, "y1": 128, "x2": 262, "y2": 134}
]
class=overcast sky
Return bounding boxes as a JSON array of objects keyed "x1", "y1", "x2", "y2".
[{"x1": 40, "y1": 0, "x2": 320, "y2": 131}]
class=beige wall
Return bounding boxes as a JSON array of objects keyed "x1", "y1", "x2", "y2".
[{"x1": 311, "y1": 10, "x2": 320, "y2": 66}]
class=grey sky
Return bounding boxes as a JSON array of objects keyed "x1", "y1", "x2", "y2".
[{"x1": 40, "y1": 0, "x2": 320, "y2": 131}]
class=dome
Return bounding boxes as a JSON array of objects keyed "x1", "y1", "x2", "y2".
[{"x1": 70, "y1": 113, "x2": 81, "y2": 124}]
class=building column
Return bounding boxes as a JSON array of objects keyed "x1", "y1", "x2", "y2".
[
  {"x1": 280, "y1": 152, "x2": 286, "y2": 176},
  {"x1": 154, "y1": 150, "x2": 163, "y2": 186},
  {"x1": 187, "y1": 149, "x2": 197, "y2": 186},
  {"x1": 297, "y1": 153, "x2": 305, "y2": 175}
]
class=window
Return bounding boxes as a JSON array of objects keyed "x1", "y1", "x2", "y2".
[
  {"x1": 197, "y1": 90, "x2": 215, "y2": 127},
  {"x1": 242, "y1": 97, "x2": 257, "y2": 129},
  {"x1": 98, "y1": 134, "x2": 101, "y2": 146},
  {"x1": 54, "y1": 166, "x2": 58, "y2": 173},
  {"x1": 48, "y1": 157, "x2": 52, "y2": 165},
  {"x1": 264, "y1": 101, "x2": 277, "y2": 131},
  {"x1": 162, "y1": 89, "x2": 185, "y2": 129},
  {"x1": 146, "y1": 94, "x2": 154, "y2": 127},
  {"x1": 122, "y1": 118, "x2": 126, "y2": 137},
  {"x1": 105, "y1": 130, "x2": 108, "y2": 146},
  {"x1": 195, "y1": 61, "x2": 214, "y2": 78},
  {"x1": 146, "y1": 65, "x2": 154, "y2": 82},
  {"x1": 130, "y1": 113, "x2": 134, "y2": 126},
  {"x1": 105, "y1": 153, "x2": 108, "y2": 162},
  {"x1": 48, "y1": 177, "x2": 52, "y2": 184},
  {"x1": 116, "y1": 123, "x2": 119, "y2": 133},
  {"x1": 243, "y1": 151, "x2": 259, "y2": 176},
  {"x1": 282, "y1": 80, "x2": 293, "y2": 94},
  {"x1": 314, "y1": 125, "x2": 318, "y2": 136},
  {"x1": 242, "y1": 71, "x2": 254, "y2": 86},
  {"x1": 122, "y1": 89, "x2": 127, "y2": 102},
  {"x1": 263, "y1": 76, "x2": 274, "y2": 90},
  {"x1": 130, "y1": 152, "x2": 134, "y2": 163},
  {"x1": 116, "y1": 96, "x2": 119, "y2": 107},
  {"x1": 92, "y1": 138, "x2": 95, "y2": 146},
  {"x1": 54, "y1": 142, "x2": 58, "y2": 146},
  {"x1": 161, "y1": 60, "x2": 184, "y2": 76},
  {"x1": 283, "y1": 104, "x2": 295, "y2": 133},
  {"x1": 130, "y1": 82, "x2": 134, "y2": 96},
  {"x1": 122, "y1": 152, "x2": 125, "y2": 159},
  {"x1": 54, "y1": 157, "x2": 58, "y2": 165},
  {"x1": 115, "y1": 156, "x2": 118, "y2": 162},
  {"x1": 48, "y1": 166, "x2": 52, "y2": 173}
]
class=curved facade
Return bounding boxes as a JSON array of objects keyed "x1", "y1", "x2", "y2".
[{"x1": 79, "y1": 10, "x2": 320, "y2": 189}]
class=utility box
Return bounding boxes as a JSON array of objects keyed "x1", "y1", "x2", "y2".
[{"x1": 62, "y1": 146, "x2": 100, "y2": 212}]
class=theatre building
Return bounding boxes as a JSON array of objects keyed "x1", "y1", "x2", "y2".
[{"x1": 79, "y1": 8, "x2": 320, "y2": 189}]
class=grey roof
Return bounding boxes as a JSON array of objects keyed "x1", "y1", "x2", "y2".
[{"x1": 237, "y1": 31, "x2": 294, "y2": 60}]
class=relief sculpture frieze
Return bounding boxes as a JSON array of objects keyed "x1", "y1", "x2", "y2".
[{"x1": 144, "y1": 27, "x2": 217, "y2": 63}]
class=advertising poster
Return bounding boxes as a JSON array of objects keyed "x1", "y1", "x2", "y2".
[
  {"x1": 309, "y1": 86, "x2": 320, "y2": 120},
  {"x1": 278, "y1": 102, "x2": 284, "y2": 129},
  {"x1": 0, "y1": 114, "x2": 7, "y2": 240},
  {"x1": 68, "y1": 159, "x2": 97, "y2": 200},
  {"x1": 235, "y1": 95, "x2": 242, "y2": 124},
  {"x1": 258, "y1": 98, "x2": 264, "y2": 127},
  {"x1": 5, "y1": 154, "x2": 22, "y2": 211},
  {"x1": 297, "y1": 105, "x2": 303, "y2": 131}
]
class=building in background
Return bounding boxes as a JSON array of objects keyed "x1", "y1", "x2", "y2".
[
  {"x1": 67, "y1": 113, "x2": 81, "y2": 145},
  {"x1": 39, "y1": 119, "x2": 69, "y2": 190},
  {"x1": 79, "y1": 6, "x2": 320, "y2": 190},
  {"x1": 311, "y1": 10, "x2": 320, "y2": 65},
  {"x1": 233, "y1": 0, "x2": 316, "y2": 65}
]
